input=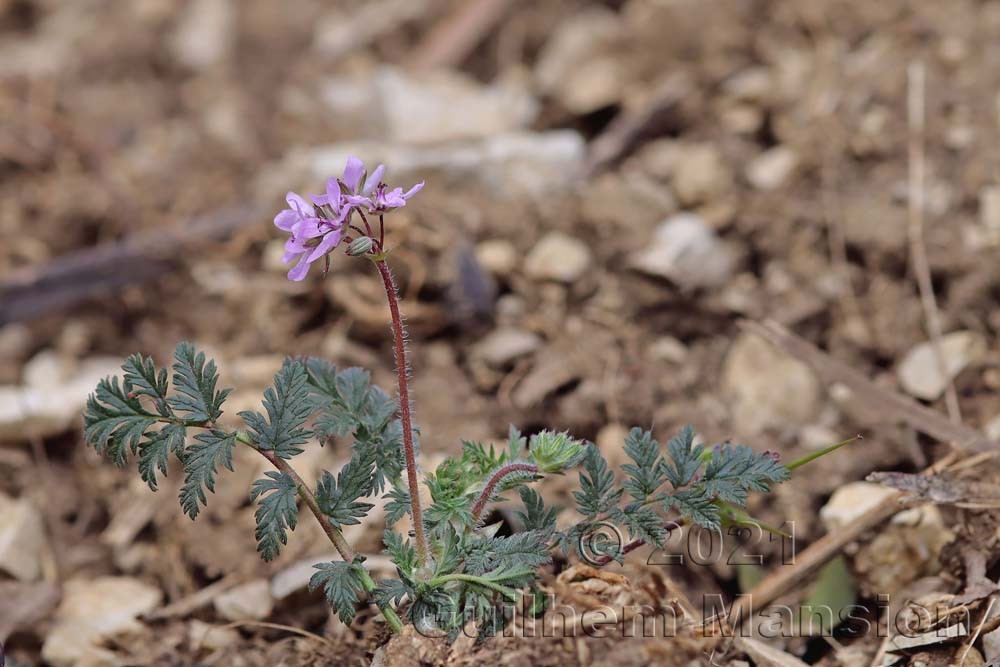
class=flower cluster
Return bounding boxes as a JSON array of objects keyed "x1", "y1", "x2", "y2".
[{"x1": 274, "y1": 157, "x2": 423, "y2": 281}]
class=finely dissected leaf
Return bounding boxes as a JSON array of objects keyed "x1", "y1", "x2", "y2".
[
  {"x1": 316, "y1": 452, "x2": 376, "y2": 527},
  {"x1": 699, "y1": 444, "x2": 789, "y2": 505},
  {"x1": 611, "y1": 505, "x2": 668, "y2": 548},
  {"x1": 374, "y1": 578, "x2": 413, "y2": 607},
  {"x1": 179, "y1": 429, "x2": 237, "y2": 519},
  {"x1": 168, "y1": 342, "x2": 231, "y2": 422},
  {"x1": 137, "y1": 423, "x2": 186, "y2": 490},
  {"x1": 384, "y1": 486, "x2": 411, "y2": 526},
  {"x1": 515, "y1": 486, "x2": 557, "y2": 533},
  {"x1": 251, "y1": 471, "x2": 299, "y2": 561},
  {"x1": 84, "y1": 376, "x2": 158, "y2": 467},
  {"x1": 665, "y1": 487, "x2": 719, "y2": 528},
  {"x1": 464, "y1": 531, "x2": 551, "y2": 577},
  {"x1": 621, "y1": 428, "x2": 665, "y2": 502},
  {"x1": 335, "y1": 367, "x2": 370, "y2": 413},
  {"x1": 309, "y1": 561, "x2": 367, "y2": 625},
  {"x1": 122, "y1": 353, "x2": 171, "y2": 416},
  {"x1": 662, "y1": 425, "x2": 703, "y2": 489},
  {"x1": 239, "y1": 361, "x2": 312, "y2": 459},
  {"x1": 382, "y1": 530, "x2": 418, "y2": 576},
  {"x1": 573, "y1": 445, "x2": 622, "y2": 519}
]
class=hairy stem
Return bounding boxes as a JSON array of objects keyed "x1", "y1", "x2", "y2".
[
  {"x1": 236, "y1": 432, "x2": 404, "y2": 631},
  {"x1": 374, "y1": 259, "x2": 429, "y2": 565},
  {"x1": 470, "y1": 462, "x2": 539, "y2": 522}
]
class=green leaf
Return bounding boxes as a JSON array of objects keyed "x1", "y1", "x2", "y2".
[
  {"x1": 374, "y1": 578, "x2": 413, "y2": 608},
  {"x1": 665, "y1": 487, "x2": 719, "y2": 528},
  {"x1": 309, "y1": 561, "x2": 367, "y2": 625},
  {"x1": 334, "y1": 367, "x2": 371, "y2": 413},
  {"x1": 168, "y1": 342, "x2": 231, "y2": 422},
  {"x1": 662, "y1": 425, "x2": 703, "y2": 489},
  {"x1": 573, "y1": 445, "x2": 622, "y2": 519},
  {"x1": 384, "y1": 486, "x2": 411, "y2": 527},
  {"x1": 621, "y1": 428, "x2": 665, "y2": 502},
  {"x1": 137, "y1": 423, "x2": 186, "y2": 491},
  {"x1": 515, "y1": 486, "x2": 557, "y2": 533},
  {"x1": 122, "y1": 353, "x2": 171, "y2": 417},
  {"x1": 179, "y1": 429, "x2": 236, "y2": 519},
  {"x1": 612, "y1": 506, "x2": 668, "y2": 548},
  {"x1": 250, "y1": 471, "x2": 299, "y2": 561},
  {"x1": 382, "y1": 530, "x2": 418, "y2": 576},
  {"x1": 464, "y1": 531, "x2": 551, "y2": 577},
  {"x1": 239, "y1": 361, "x2": 312, "y2": 459},
  {"x1": 316, "y1": 452, "x2": 376, "y2": 527},
  {"x1": 699, "y1": 444, "x2": 789, "y2": 506},
  {"x1": 84, "y1": 376, "x2": 157, "y2": 467}
]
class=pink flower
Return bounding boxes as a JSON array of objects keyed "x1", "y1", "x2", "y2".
[{"x1": 274, "y1": 192, "x2": 343, "y2": 282}]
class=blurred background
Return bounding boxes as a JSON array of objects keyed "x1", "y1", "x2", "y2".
[{"x1": 2, "y1": 0, "x2": 1000, "y2": 665}]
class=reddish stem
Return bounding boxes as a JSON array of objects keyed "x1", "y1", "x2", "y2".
[
  {"x1": 374, "y1": 259, "x2": 429, "y2": 564},
  {"x1": 470, "y1": 462, "x2": 539, "y2": 522},
  {"x1": 589, "y1": 520, "x2": 683, "y2": 566}
]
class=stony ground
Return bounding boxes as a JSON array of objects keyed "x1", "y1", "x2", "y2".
[{"x1": 3, "y1": 0, "x2": 1000, "y2": 665}]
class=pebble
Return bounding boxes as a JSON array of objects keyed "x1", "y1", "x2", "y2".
[
  {"x1": 42, "y1": 577, "x2": 162, "y2": 667},
  {"x1": 721, "y1": 331, "x2": 822, "y2": 434},
  {"x1": 474, "y1": 240, "x2": 518, "y2": 277},
  {"x1": 524, "y1": 232, "x2": 592, "y2": 283},
  {"x1": 0, "y1": 354, "x2": 123, "y2": 440},
  {"x1": 213, "y1": 579, "x2": 274, "y2": 621},
  {"x1": 649, "y1": 336, "x2": 688, "y2": 364},
  {"x1": 671, "y1": 143, "x2": 731, "y2": 206},
  {"x1": 188, "y1": 619, "x2": 241, "y2": 651},
  {"x1": 896, "y1": 331, "x2": 986, "y2": 400},
  {"x1": 979, "y1": 185, "x2": 1000, "y2": 233},
  {"x1": 168, "y1": 0, "x2": 234, "y2": 69},
  {"x1": 374, "y1": 67, "x2": 537, "y2": 144},
  {"x1": 819, "y1": 482, "x2": 898, "y2": 531},
  {"x1": 0, "y1": 494, "x2": 47, "y2": 581},
  {"x1": 472, "y1": 328, "x2": 543, "y2": 367},
  {"x1": 745, "y1": 146, "x2": 798, "y2": 191},
  {"x1": 629, "y1": 213, "x2": 735, "y2": 289}
]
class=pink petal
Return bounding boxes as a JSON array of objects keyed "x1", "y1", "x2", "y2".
[
  {"x1": 287, "y1": 255, "x2": 312, "y2": 281},
  {"x1": 342, "y1": 157, "x2": 365, "y2": 191},
  {"x1": 306, "y1": 229, "x2": 343, "y2": 262},
  {"x1": 286, "y1": 192, "x2": 315, "y2": 217},
  {"x1": 403, "y1": 181, "x2": 424, "y2": 199},
  {"x1": 361, "y1": 164, "x2": 385, "y2": 194},
  {"x1": 274, "y1": 209, "x2": 298, "y2": 231}
]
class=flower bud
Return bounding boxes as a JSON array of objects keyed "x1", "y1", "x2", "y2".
[{"x1": 347, "y1": 236, "x2": 374, "y2": 256}]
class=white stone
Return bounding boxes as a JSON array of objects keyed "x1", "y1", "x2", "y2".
[
  {"x1": 298, "y1": 130, "x2": 585, "y2": 199},
  {"x1": 169, "y1": 0, "x2": 234, "y2": 69},
  {"x1": 897, "y1": 331, "x2": 986, "y2": 400},
  {"x1": 23, "y1": 350, "x2": 70, "y2": 388},
  {"x1": 979, "y1": 185, "x2": 1000, "y2": 233},
  {"x1": 475, "y1": 240, "x2": 518, "y2": 277},
  {"x1": 213, "y1": 579, "x2": 274, "y2": 621},
  {"x1": 746, "y1": 146, "x2": 798, "y2": 191},
  {"x1": 820, "y1": 482, "x2": 898, "y2": 531},
  {"x1": 0, "y1": 356, "x2": 122, "y2": 440},
  {"x1": 721, "y1": 332, "x2": 822, "y2": 434},
  {"x1": 374, "y1": 67, "x2": 537, "y2": 144},
  {"x1": 672, "y1": 144, "x2": 731, "y2": 206},
  {"x1": 473, "y1": 328, "x2": 543, "y2": 367},
  {"x1": 42, "y1": 577, "x2": 162, "y2": 667},
  {"x1": 188, "y1": 619, "x2": 240, "y2": 650},
  {"x1": 649, "y1": 336, "x2": 688, "y2": 364},
  {"x1": 0, "y1": 494, "x2": 46, "y2": 581},
  {"x1": 524, "y1": 232, "x2": 592, "y2": 283},
  {"x1": 629, "y1": 213, "x2": 735, "y2": 289}
]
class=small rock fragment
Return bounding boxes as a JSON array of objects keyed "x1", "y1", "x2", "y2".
[
  {"x1": 473, "y1": 328, "x2": 543, "y2": 367},
  {"x1": 721, "y1": 332, "x2": 821, "y2": 434},
  {"x1": 213, "y1": 579, "x2": 274, "y2": 621},
  {"x1": 169, "y1": 0, "x2": 234, "y2": 69},
  {"x1": 896, "y1": 332, "x2": 986, "y2": 400},
  {"x1": 649, "y1": 336, "x2": 688, "y2": 364},
  {"x1": 819, "y1": 482, "x2": 899, "y2": 531},
  {"x1": 42, "y1": 577, "x2": 162, "y2": 667},
  {"x1": 475, "y1": 240, "x2": 518, "y2": 277},
  {"x1": 746, "y1": 146, "x2": 798, "y2": 191},
  {"x1": 629, "y1": 213, "x2": 735, "y2": 289},
  {"x1": 188, "y1": 619, "x2": 240, "y2": 651},
  {"x1": 524, "y1": 232, "x2": 592, "y2": 283},
  {"x1": 671, "y1": 143, "x2": 731, "y2": 206},
  {"x1": 979, "y1": 185, "x2": 1000, "y2": 234},
  {"x1": 0, "y1": 494, "x2": 47, "y2": 581},
  {"x1": 374, "y1": 67, "x2": 537, "y2": 144}
]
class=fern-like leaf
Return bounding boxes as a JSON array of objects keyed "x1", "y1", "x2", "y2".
[
  {"x1": 250, "y1": 471, "x2": 299, "y2": 561},
  {"x1": 621, "y1": 428, "x2": 665, "y2": 502},
  {"x1": 239, "y1": 361, "x2": 312, "y2": 459},
  {"x1": 662, "y1": 425, "x2": 703, "y2": 489},
  {"x1": 316, "y1": 452, "x2": 376, "y2": 527},
  {"x1": 137, "y1": 423, "x2": 186, "y2": 490},
  {"x1": 84, "y1": 376, "x2": 157, "y2": 467},
  {"x1": 573, "y1": 445, "x2": 622, "y2": 519},
  {"x1": 168, "y1": 342, "x2": 231, "y2": 422},
  {"x1": 122, "y1": 353, "x2": 171, "y2": 417},
  {"x1": 179, "y1": 429, "x2": 236, "y2": 519},
  {"x1": 309, "y1": 561, "x2": 367, "y2": 625}
]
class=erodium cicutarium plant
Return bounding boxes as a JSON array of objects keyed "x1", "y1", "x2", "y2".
[{"x1": 82, "y1": 156, "x2": 844, "y2": 640}]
